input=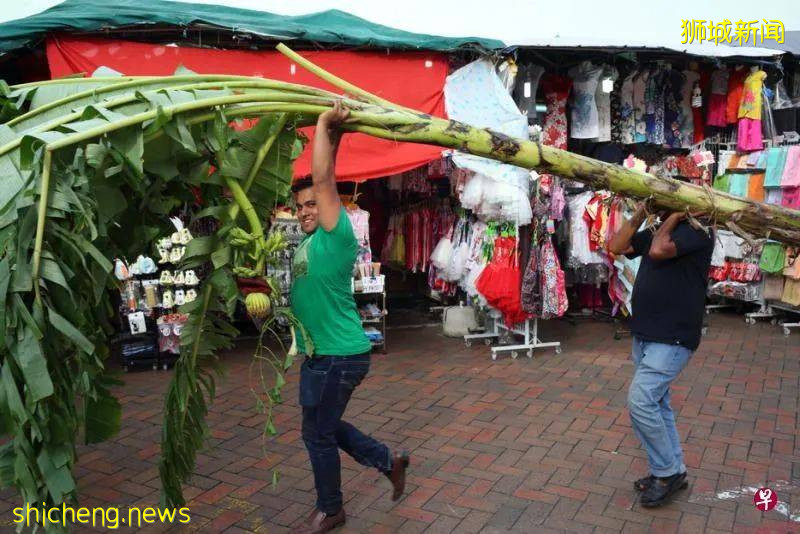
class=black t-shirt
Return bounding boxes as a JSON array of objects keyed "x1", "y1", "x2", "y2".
[{"x1": 627, "y1": 222, "x2": 714, "y2": 351}]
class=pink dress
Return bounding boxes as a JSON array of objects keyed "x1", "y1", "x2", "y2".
[
  {"x1": 737, "y1": 118, "x2": 763, "y2": 152},
  {"x1": 736, "y1": 70, "x2": 766, "y2": 152},
  {"x1": 706, "y1": 69, "x2": 728, "y2": 127}
]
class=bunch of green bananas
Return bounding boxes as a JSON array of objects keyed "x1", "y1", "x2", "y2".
[
  {"x1": 262, "y1": 231, "x2": 287, "y2": 255},
  {"x1": 232, "y1": 266, "x2": 260, "y2": 278},
  {"x1": 228, "y1": 226, "x2": 256, "y2": 248},
  {"x1": 230, "y1": 229, "x2": 288, "y2": 281}
]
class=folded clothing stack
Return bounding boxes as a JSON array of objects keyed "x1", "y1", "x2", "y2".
[{"x1": 363, "y1": 327, "x2": 383, "y2": 343}]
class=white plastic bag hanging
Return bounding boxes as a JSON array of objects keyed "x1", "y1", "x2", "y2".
[{"x1": 430, "y1": 236, "x2": 454, "y2": 271}]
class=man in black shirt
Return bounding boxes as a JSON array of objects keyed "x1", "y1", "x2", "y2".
[{"x1": 609, "y1": 203, "x2": 714, "y2": 508}]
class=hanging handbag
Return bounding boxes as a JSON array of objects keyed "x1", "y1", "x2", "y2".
[
  {"x1": 759, "y1": 241, "x2": 786, "y2": 274},
  {"x1": 783, "y1": 247, "x2": 800, "y2": 280}
]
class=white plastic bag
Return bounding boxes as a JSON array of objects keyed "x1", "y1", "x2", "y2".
[
  {"x1": 442, "y1": 305, "x2": 478, "y2": 337},
  {"x1": 430, "y1": 236, "x2": 454, "y2": 270},
  {"x1": 444, "y1": 240, "x2": 469, "y2": 281}
]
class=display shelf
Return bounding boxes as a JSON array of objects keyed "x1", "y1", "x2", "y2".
[{"x1": 354, "y1": 287, "x2": 386, "y2": 354}]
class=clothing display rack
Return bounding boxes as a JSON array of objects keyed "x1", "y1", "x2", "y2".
[{"x1": 463, "y1": 313, "x2": 561, "y2": 360}]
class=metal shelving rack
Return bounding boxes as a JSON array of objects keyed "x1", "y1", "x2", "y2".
[
  {"x1": 352, "y1": 275, "x2": 387, "y2": 353},
  {"x1": 354, "y1": 290, "x2": 387, "y2": 353}
]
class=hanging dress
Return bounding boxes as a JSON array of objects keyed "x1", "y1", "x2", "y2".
[
  {"x1": 706, "y1": 68, "x2": 729, "y2": 127},
  {"x1": 541, "y1": 75, "x2": 573, "y2": 149},
  {"x1": 737, "y1": 69, "x2": 767, "y2": 152},
  {"x1": 681, "y1": 70, "x2": 700, "y2": 147},
  {"x1": 663, "y1": 68, "x2": 686, "y2": 148},
  {"x1": 632, "y1": 69, "x2": 649, "y2": 143},
  {"x1": 568, "y1": 61, "x2": 604, "y2": 139},
  {"x1": 618, "y1": 70, "x2": 637, "y2": 144}
]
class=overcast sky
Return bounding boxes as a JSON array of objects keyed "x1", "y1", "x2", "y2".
[{"x1": 2, "y1": 0, "x2": 798, "y2": 46}]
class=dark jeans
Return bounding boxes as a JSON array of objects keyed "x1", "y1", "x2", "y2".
[{"x1": 300, "y1": 353, "x2": 391, "y2": 515}]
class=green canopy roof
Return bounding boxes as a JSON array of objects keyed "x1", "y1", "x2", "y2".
[{"x1": 0, "y1": 0, "x2": 504, "y2": 53}]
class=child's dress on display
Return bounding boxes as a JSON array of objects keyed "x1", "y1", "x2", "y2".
[{"x1": 737, "y1": 69, "x2": 767, "y2": 152}]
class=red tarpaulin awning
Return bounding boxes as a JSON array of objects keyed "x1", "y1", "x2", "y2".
[{"x1": 46, "y1": 36, "x2": 448, "y2": 182}]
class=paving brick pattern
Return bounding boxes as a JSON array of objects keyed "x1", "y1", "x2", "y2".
[{"x1": 1, "y1": 314, "x2": 799, "y2": 532}]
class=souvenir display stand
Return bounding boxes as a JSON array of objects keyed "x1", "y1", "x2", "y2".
[
  {"x1": 353, "y1": 275, "x2": 387, "y2": 353},
  {"x1": 113, "y1": 220, "x2": 201, "y2": 370}
]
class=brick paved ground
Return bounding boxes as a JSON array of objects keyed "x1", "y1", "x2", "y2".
[{"x1": 1, "y1": 313, "x2": 799, "y2": 533}]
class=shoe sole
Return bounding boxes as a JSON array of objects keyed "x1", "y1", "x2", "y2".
[{"x1": 635, "y1": 480, "x2": 689, "y2": 492}]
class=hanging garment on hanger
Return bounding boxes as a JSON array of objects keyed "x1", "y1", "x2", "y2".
[
  {"x1": 568, "y1": 61, "x2": 604, "y2": 139},
  {"x1": 521, "y1": 237, "x2": 541, "y2": 316},
  {"x1": 663, "y1": 68, "x2": 687, "y2": 148},
  {"x1": 707, "y1": 68, "x2": 729, "y2": 127},
  {"x1": 539, "y1": 236, "x2": 569, "y2": 319},
  {"x1": 681, "y1": 69, "x2": 700, "y2": 148},
  {"x1": 346, "y1": 206, "x2": 372, "y2": 265},
  {"x1": 738, "y1": 69, "x2": 767, "y2": 120},
  {"x1": 513, "y1": 63, "x2": 546, "y2": 119},
  {"x1": 618, "y1": 70, "x2": 637, "y2": 144},
  {"x1": 594, "y1": 64, "x2": 619, "y2": 142},
  {"x1": 566, "y1": 192, "x2": 606, "y2": 266},
  {"x1": 726, "y1": 67, "x2": 749, "y2": 125},
  {"x1": 692, "y1": 69, "x2": 708, "y2": 143},
  {"x1": 644, "y1": 66, "x2": 666, "y2": 145},
  {"x1": 542, "y1": 75, "x2": 573, "y2": 149},
  {"x1": 633, "y1": 69, "x2": 649, "y2": 143},
  {"x1": 476, "y1": 236, "x2": 527, "y2": 325},
  {"x1": 445, "y1": 58, "x2": 530, "y2": 197}
]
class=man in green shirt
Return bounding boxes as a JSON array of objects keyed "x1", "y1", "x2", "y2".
[{"x1": 290, "y1": 102, "x2": 409, "y2": 534}]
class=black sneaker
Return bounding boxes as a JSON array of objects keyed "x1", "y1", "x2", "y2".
[
  {"x1": 634, "y1": 472, "x2": 689, "y2": 492},
  {"x1": 640, "y1": 472, "x2": 689, "y2": 508}
]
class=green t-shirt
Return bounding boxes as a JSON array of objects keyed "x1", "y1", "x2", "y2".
[{"x1": 290, "y1": 208, "x2": 370, "y2": 356}]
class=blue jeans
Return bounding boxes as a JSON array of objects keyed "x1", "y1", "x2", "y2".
[
  {"x1": 300, "y1": 353, "x2": 391, "y2": 515},
  {"x1": 628, "y1": 338, "x2": 691, "y2": 478}
]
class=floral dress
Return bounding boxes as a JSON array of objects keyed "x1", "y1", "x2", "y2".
[
  {"x1": 663, "y1": 68, "x2": 686, "y2": 148},
  {"x1": 617, "y1": 70, "x2": 637, "y2": 144},
  {"x1": 541, "y1": 75, "x2": 573, "y2": 149},
  {"x1": 644, "y1": 67, "x2": 666, "y2": 145},
  {"x1": 632, "y1": 69, "x2": 649, "y2": 143}
]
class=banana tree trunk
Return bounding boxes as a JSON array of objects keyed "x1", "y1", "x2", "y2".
[{"x1": 344, "y1": 115, "x2": 800, "y2": 246}]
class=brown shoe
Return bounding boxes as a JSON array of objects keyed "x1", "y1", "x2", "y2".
[
  {"x1": 388, "y1": 450, "x2": 410, "y2": 501},
  {"x1": 291, "y1": 508, "x2": 346, "y2": 534}
]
